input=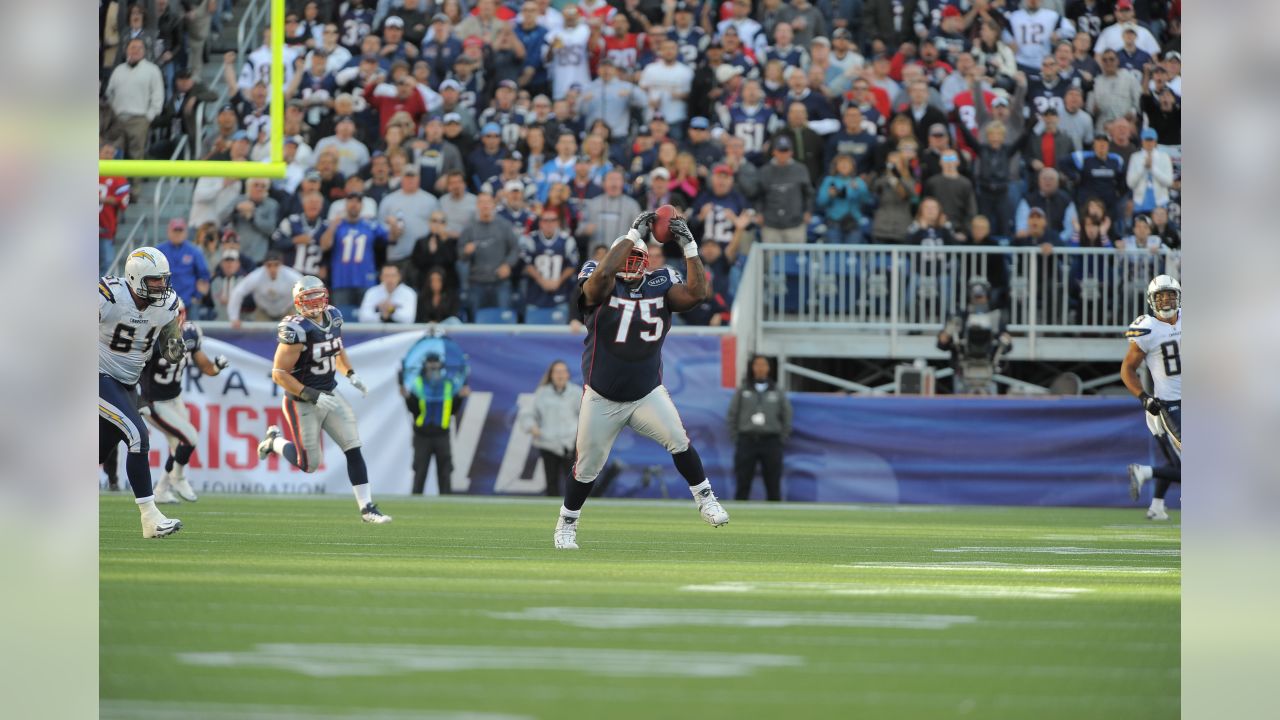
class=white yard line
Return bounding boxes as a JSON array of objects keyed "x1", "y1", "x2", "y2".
[{"x1": 486, "y1": 607, "x2": 978, "y2": 630}]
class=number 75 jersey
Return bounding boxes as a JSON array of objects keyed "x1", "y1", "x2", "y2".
[
  {"x1": 1126, "y1": 311, "x2": 1181, "y2": 402},
  {"x1": 278, "y1": 307, "x2": 345, "y2": 393},
  {"x1": 578, "y1": 261, "x2": 682, "y2": 402}
]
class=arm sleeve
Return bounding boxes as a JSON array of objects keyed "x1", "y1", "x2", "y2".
[{"x1": 392, "y1": 288, "x2": 417, "y2": 324}]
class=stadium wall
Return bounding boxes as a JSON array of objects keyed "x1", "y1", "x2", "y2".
[{"x1": 118, "y1": 329, "x2": 1177, "y2": 508}]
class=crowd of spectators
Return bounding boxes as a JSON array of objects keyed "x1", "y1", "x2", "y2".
[{"x1": 106, "y1": 0, "x2": 1183, "y2": 327}]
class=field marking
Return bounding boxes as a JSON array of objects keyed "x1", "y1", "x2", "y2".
[
  {"x1": 934, "y1": 546, "x2": 1181, "y2": 557},
  {"x1": 178, "y1": 643, "x2": 802, "y2": 678},
  {"x1": 679, "y1": 581, "x2": 1091, "y2": 600},
  {"x1": 838, "y1": 561, "x2": 1178, "y2": 575},
  {"x1": 1035, "y1": 533, "x2": 1182, "y2": 543},
  {"x1": 486, "y1": 607, "x2": 978, "y2": 630},
  {"x1": 100, "y1": 700, "x2": 529, "y2": 720}
]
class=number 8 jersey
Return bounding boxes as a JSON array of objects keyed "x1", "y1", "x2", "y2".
[
  {"x1": 578, "y1": 260, "x2": 681, "y2": 402},
  {"x1": 1126, "y1": 311, "x2": 1182, "y2": 402},
  {"x1": 278, "y1": 307, "x2": 346, "y2": 393}
]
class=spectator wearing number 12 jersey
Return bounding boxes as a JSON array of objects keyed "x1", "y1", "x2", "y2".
[{"x1": 321, "y1": 192, "x2": 399, "y2": 308}]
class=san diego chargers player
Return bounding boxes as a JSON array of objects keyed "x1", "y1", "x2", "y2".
[
  {"x1": 553, "y1": 211, "x2": 730, "y2": 550},
  {"x1": 99, "y1": 247, "x2": 185, "y2": 538},
  {"x1": 1122, "y1": 275, "x2": 1182, "y2": 520},
  {"x1": 141, "y1": 299, "x2": 230, "y2": 504},
  {"x1": 256, "y1": 276, "x2": 391, "y2": 523}
]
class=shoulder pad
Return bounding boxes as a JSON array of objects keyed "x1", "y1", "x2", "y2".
[
  {"x1": 181, "y1": 322, "x2": 203, "y2": 352},
  {"x1": 1126, "y1": 315, "x2": 1153, "y2": 338},
  {"x1": 98, "y1": 278, "x2": 117, "y2": 304},
  {"x1": 278, "y1": 319, "x2": 306, "y2": 345},
  {"x1": 578, "y1": 260, "x2": 598, "y2": 281},
  {"x1": 328, "y1": 306, "x2": 344, "y2": 328},
  {"x1": 666, "y1": 266, "x2": 684, "y2": 285}
]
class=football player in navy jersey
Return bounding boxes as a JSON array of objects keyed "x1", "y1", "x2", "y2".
[
  {"x1": 257, "y1": 276, "x2": 392, "y2": 523},
  {"x1": 553, "y1": 211, "x2": 730, "y2": 550},
  {"x1": 141, "y1": 299, "x2": 230, "y2": 505}
]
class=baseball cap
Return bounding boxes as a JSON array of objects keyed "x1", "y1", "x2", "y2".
[
  {"x1": 345, "y1": 190, "x2": 365, "y2": 200},
  {"x1": 497, "y1": 79, "x2": 518, "y2": 90},
  {"x1": 505, "y1": 150, "x2": 524, "y2": 161},
  {"x1": 810, "y1": 36, "x2": 830, "y2": 48},
  {"x1": 439, "y1": 79, "x2": 462, "y2": 92},
  {"x1": 715, "y1": 64, "x2": 743, "y2": 84},
  {"x1": 220, "y1": 228, "x2": 240, "y2": 244},
  {"x1": 1028, "y1": 206, "x2": 1047, "y2": 218},
  {"x1": 649, "y1": 167, "x2": 670, "y2": 180},
  {"x1": 1116, "y1": 0, "x2": 1134, "y2": 9},
  {"x1": 831, "y1": 28, "x2": 852, "y2": 41},
  {"x1": 219, "y1": 103, "x2": 236, "y2": 114},
  {"x1": 773, "y1": 135, "x2": 793, "y2": 152},
  {"x1": 991, "y1": 96, "x2": 1010, "y2": 108},
  {"x1": 168, "y1": 217, "x2": 187, "y2": 231},
  {"x1": 636, "y1": 124, "x2": 651, "y2": 136},
  {"x1": 941, "y1": 152, "x2": 958, "y2": 163},
  {"x1": 942, "y1": 5, "x2": 962, "y2": 18},
  {"x1": 1165, "y1": 51, "x2": 1181, "y2": 62},
  {"x1": 1041, "y1": 107, "x2": 1058, "y2": 116},
  {"x1": 284, "y1": 135, "x2": 302, "y2": 146},
  {"x1": 1140, "y1": 128, "x2": 1158, "y2": 141},
  {"x1": 384, "y1": 16, "x2": 404, "y2": 28},
  {"x1": 304, "y1": 169, "x2": 322, "y2": 182},
  {"x1": 689, "y1": 116, "x2": 710, "y2": 130},
  {"x1": 264, "y1": 249, "x2": 285, "y2": 263},
  {"x1": 711, "y1": 163, "x2": 733, "y2": 175},
  {"x1": 1093, "y1": 131, "x2": 1111, "y2": 141},
  {"x1": 482, "y1": 122, "x2": 502, "y2": 136},
  {"x1": 504, "y1": 180, "x2": 525, "y2": 193},
  {"x1": 443, "y1": 112, "x2": 462, "y2": 124},
  {"x1": 431, "y1": 12, "x2": 449, "y2": 23},
  {"x1": 231, "y1": 130, "x2": 250, "y2": 141},
  {"x1": 463, "y1": 36, "x2": 484, "y2": 49},
  {"x1": 401, "y1": 165, "x2": 419, "y2": 175},
  {"x1": 928, "y1": 123, "x2": 948, "y2": 136}
]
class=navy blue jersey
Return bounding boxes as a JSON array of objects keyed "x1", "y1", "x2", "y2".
[
  {"x1": 689, "y1": 190, "x2": 750, "y2": 248},
  {"x1": 329, "y1": 218, "x2": 388, "y2": 290},
  {"x1": 1025, "y1": 75, "x2": 1071, "y2": 121},
  {"x1": 478, "y1": 107, "x2": 533, "y2": 150},
  {"x1": 762, "y1": 45, "x2": 808, "y2": 71},
  {"x1": 339, "y1": 8, "x2": 373, "y2": 51},
  {"x1": 668, "y1": 27, "x2": 708, "y2": 65},
  {"x1": 723, "y1": 104, "x2": 777, "y2": 162},
  {"x1": 577, "y1": 260, "x2": 681, "y2": 402},
  {"x1": 272, "y1": 212, "x2": 330, "y2": 276},
  {"x1": 824, "y1": 129, "x2": 881, "y2": 173},
  {"x1": 141, "y1": 322, "x2": 202, "y2": 402},
  {"x1": 521, "y1": 231, "x2": 580, "y2": 307},
  {"x1": 277, "y1": 307, "x2": 345, "y2": 393}
]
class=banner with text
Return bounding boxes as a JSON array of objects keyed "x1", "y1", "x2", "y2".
[{"x1": 116, "y1": 330, "x2": 1176, "y2": 508}]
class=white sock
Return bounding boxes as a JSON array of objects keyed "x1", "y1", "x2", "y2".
[
  {"x1": 136, "y1": 498, "x2": 157, "y2": 514},
  {"x1": 353, "y1": 483, "x2": 372, "y2": 509},
  {"x1": 270, "y1": 437, "x2": 289, "y2": 455},
  {"x1": 560, "y1": 506, "x2": 580, "y2": 519},
  {"x1": 171, "y1": 463, "x2": 185, "y2": 481},
  {"x1": 689, "y1": 480, "x2": 711, "y2": 497},
  {"x1": 1150, "y1": 497, "x2": 1165, "y2": 512}
]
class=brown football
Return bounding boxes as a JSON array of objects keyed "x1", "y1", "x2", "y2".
[{"x1": 652, "y1": 204, "x2": 678, "y2": 244}]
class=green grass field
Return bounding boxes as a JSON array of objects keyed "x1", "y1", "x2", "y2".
[{"x1": 100, "y1": 496, "x2": 1180, "y2": 720}]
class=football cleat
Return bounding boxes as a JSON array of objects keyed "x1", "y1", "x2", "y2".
[
  {"x1": 695, "y1": 488, "x2": 730, "y2": 527},
  {"x1": 1127, "y1": 464, "x2": 1152, "y2": 501},
  {"x1": 154, "y1": 474, "x2": 180, "y2": 504},
  {"x1": 170, "y1": 475, "x2": 198, "y2": 502},
  {"x1": 142, "y1": 512, "x2": 182, "y2": 539},
  {"x1": 1146, "y1": 507, "x2": 1169, "y2": 521},
  {"x1": 554, "y1": 515, "x2": 579, "y2": 549},
  {"x1": 361, "y1": 503, "x2": 392, "y2": 524},
  {"x1": 258, "y1": 425, "x2": 281, "y2": 460}
]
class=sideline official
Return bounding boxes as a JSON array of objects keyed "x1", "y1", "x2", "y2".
[{"x1": 728, "y1": 356, "x2": 792, "y2": 502}]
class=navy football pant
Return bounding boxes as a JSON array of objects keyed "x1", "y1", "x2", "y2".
[{"x1": 98, "y1": 373, "x2": 153, "y2": 499}]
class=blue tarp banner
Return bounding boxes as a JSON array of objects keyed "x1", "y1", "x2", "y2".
[{"x1": 204, "y1": 329, "x2": 1177, "y2": 508}]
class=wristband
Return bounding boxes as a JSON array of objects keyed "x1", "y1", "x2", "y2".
[{"x1": 683, "y1": 242, "x2": 699, "y2": 259}]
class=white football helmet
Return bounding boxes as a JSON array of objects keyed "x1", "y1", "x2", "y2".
[
  {"x1": 1146, "y1": 275, "x2": 1181, "y2": 320},
  {"x1": 124, "y1": 247, "x2": 173, "y2": 306},
  {"x1": 292, "y1": 275, "x2": 329, "y2": 317}
]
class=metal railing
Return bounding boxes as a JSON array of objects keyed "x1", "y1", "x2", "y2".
[{"x1": 750, "y1": 243, "x2": 1181, "y2": 338}]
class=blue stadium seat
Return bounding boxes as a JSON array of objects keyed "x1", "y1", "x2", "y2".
[
  {"x1": 473, "y1": 307, "x2": 517, "y2": 325},
  {"x1": 525, "y1": 306, "x2": 567, "y2": 325}
]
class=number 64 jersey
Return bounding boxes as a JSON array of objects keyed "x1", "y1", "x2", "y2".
[
  {"x1": 578, "y1": 261, "x2": 682, "y2": 402},
  {"x1": 278, "y1": 307, "x2": 346, "y2": 394},
  {"x1": 1126, "y1": 311, "x2": 1182, "y2": 402},
  {"x1": 99, "y1": 276, "x2": 180, "y2": 386}
]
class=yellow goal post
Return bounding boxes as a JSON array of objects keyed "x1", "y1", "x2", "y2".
[{"x1": 98, "y1": 0, "x2": 286, "y2": 179}]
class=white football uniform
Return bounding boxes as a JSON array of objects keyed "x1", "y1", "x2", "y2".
[
  {"x1": 1126, "y1": 311, "x2": 1182, "y2": 402},
  {"x1": 98, "y1": 276, "x2": 180, "y2": 386},
  {"x1": 1004, "y1": 9, "x2": 1075, "y2": 68}
]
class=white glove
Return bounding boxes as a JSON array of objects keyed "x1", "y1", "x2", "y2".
[
  {"x1": 614, "y1": 229, "x2": 648, "y2": 254},
  {"x1": 213, "y1": 355, "x2": 230, "y2": 373},
  {"x1": 316, "y1": 391, "x2": 342, "y2": 413},
  {"x1": 347, "y1": 371, "x2": 368, "y2": 397}
]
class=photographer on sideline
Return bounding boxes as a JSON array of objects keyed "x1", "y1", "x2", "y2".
[
  {"x1": 728, "y1": 355, "x2": 793, "y2": 502},
  {"x1": 400, "y1": 350, "x2": 470, "y2": 495},
  {"x1": 937, "y1": 277, "x2": 1013, "y2": 395}
]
